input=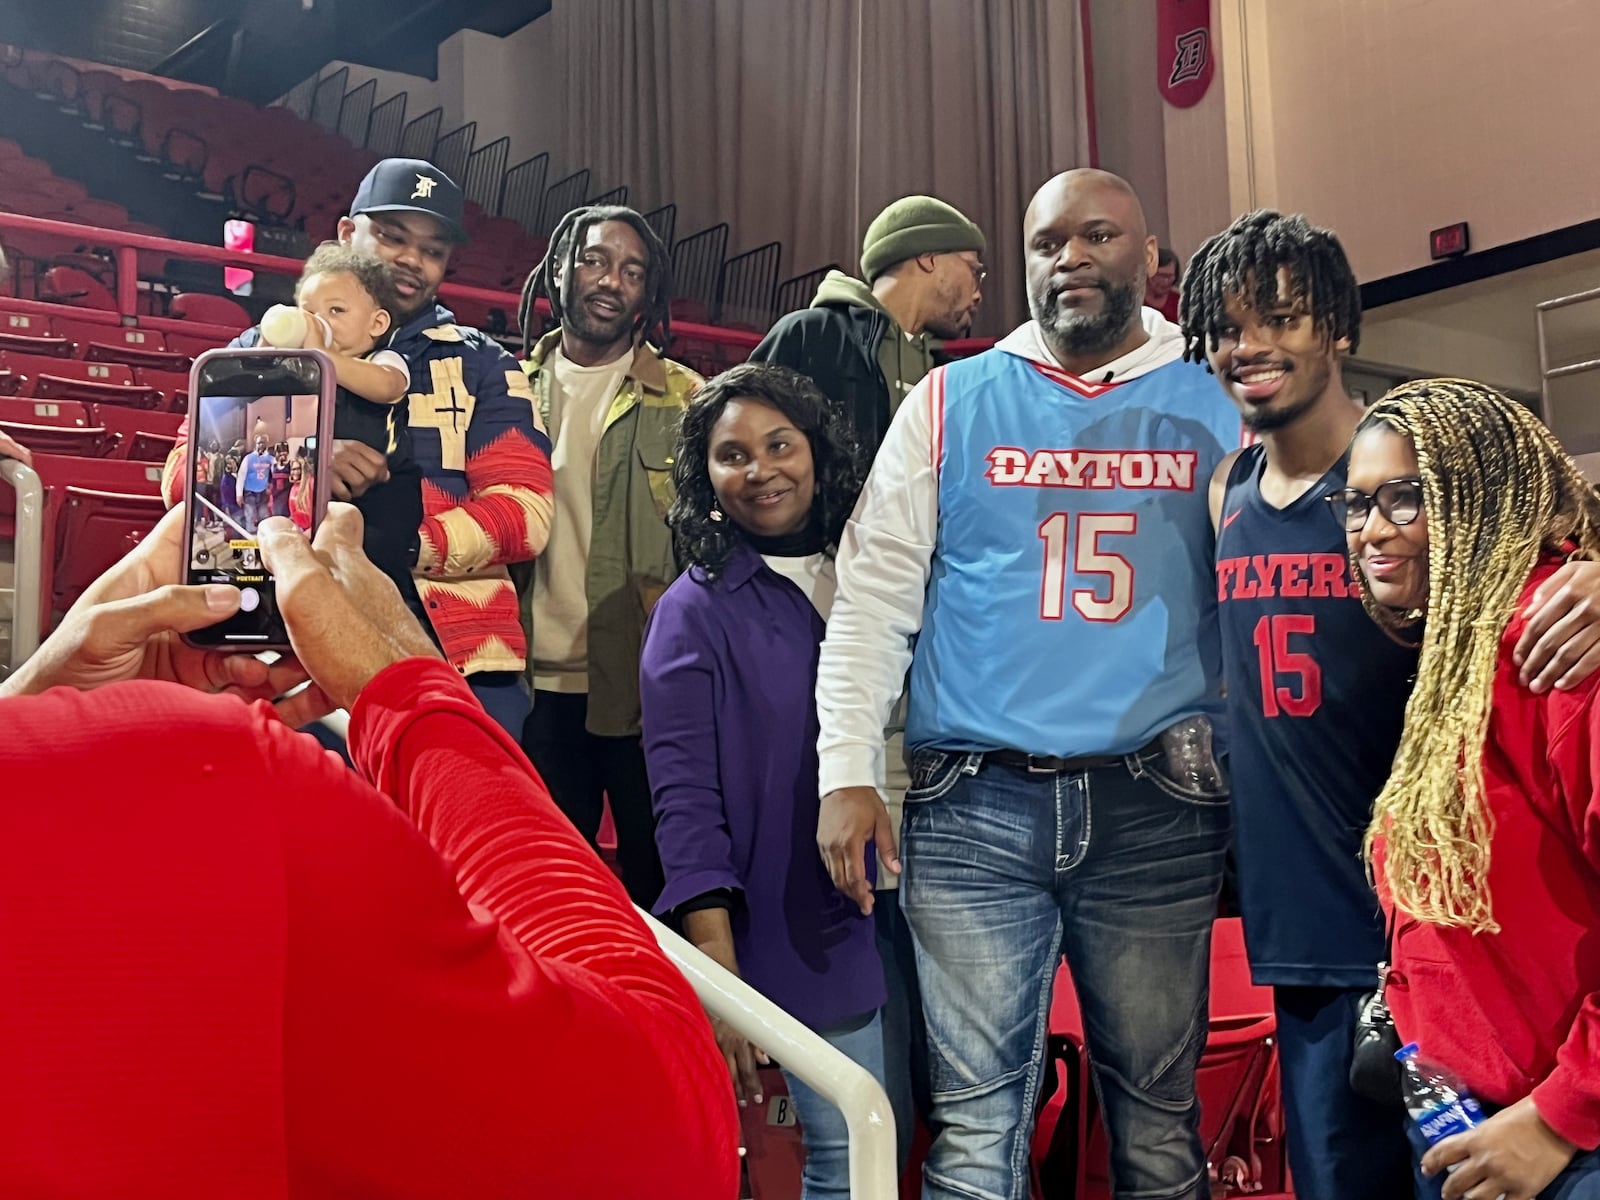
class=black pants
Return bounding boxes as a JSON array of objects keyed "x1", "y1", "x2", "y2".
[{"x1": 521, "y1": 690, "x2": 664, "y2": 910}]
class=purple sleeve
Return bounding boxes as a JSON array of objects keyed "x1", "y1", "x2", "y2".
[{"x1": 638, "y1": 589, "x2": 743, "y2": 916}]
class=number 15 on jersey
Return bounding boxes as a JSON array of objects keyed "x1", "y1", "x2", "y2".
[{"x1": 1038, "y1": 511, "x2": 1137, "y2": 622}]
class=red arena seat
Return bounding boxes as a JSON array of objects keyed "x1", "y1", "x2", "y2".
[{"x1": 169, "y1": 291, "x2": 251, "y2": 329}]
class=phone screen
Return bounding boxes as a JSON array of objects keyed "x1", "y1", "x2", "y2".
[{"x1": 184, "y1": 350, "x2": 334, "y2": 648}]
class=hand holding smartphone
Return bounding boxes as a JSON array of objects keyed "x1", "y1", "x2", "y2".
[{"x1": 182, "y1": 348, "x2": 336, "y2": 649}]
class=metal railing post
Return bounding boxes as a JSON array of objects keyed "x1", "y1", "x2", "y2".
[
  {"x1": 644, "y1": 911, "x2": 898, "y2": 1199},
  {"x1": 2, "y1": 458, "x2": 44, "y2": 673},
  {"x1": 1535, "y1": 283, "x2": 1600, "y2": 443}
]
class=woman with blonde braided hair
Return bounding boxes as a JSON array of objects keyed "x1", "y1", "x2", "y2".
[{"x1": 1339, "y1": 377, "x2": 1600, "y2": 1200}]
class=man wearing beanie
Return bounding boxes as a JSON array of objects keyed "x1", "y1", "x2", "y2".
[
  {"x1": 752, "y1": 195, "x2": 985, "y2": 460},
  {"x1": 751, "y1": 196, "x2": 983, "y2": 1172}
]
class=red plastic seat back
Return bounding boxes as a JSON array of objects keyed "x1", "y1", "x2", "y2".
[
  {"x1": 54, "y1": 479, "x2": 166, "y2": 608},
  {"x1": 170, "y1": 292, "x2": 252, "y2": 329},
  {"x1": 34, "y1": 374, "x2": 163, "y2": 410},
  {"x1": 40, "y1": 265, "x2": 117, "y2": 311},
  {"x1": 0, "y1": 331, "x2": 74, "y2": 357},
  {"x1": 0, "y1": 310, "x2": 51, "y2": 339},
  {"x1": 0, "y1": 395, "x2": 107, "y2": 455},
  {"x1": 92, "y1": 404, "x2": 182, "y2": 460},
  {"x1": 50, "y1": 317, "x2": 166, "y2": 356},
  {"x1": 0, "y1": 396, "x2": 92, "y2": 428},
  {"x1": 739, "y1": 1065, "x2": 806, "y2": 1200},
  {"x1": 1, "y1": 352, "x2": 134, "y2": 386}
]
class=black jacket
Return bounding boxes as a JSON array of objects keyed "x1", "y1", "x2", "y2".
[{"x1": 749, "y1": 288, "x2": 896, "y2": 458}]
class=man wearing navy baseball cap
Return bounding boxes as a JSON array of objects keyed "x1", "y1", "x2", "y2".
[
  {"x1": 162, "y1": 157, "x2": 554, "y2": 737},
  {"x1": 348, "y1": 155, "x2": 471, "y2": 242},
  {"x1": 342, "y1": 156, "x2": 470, "y2": 315},
  {"x1": 329, "y1": 157, "x2": 553, "y2": 734}
]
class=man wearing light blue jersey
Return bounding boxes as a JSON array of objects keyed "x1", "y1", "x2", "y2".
[{"x1": 816, "y1": 170, "x2": 1239, "y2": 1200}]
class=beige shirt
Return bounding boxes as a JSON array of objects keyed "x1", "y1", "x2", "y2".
[{"x1": 530, "y1": 347, "x2": 633, "y2": 692}]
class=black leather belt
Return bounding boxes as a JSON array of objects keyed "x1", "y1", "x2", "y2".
[{"x1": 985, "y1": 740, "x2": 1159, "y2": 775}]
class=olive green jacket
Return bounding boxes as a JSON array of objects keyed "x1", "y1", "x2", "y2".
[{"x1": 517, "y1": 331, "x2": 702, "y2": 736}]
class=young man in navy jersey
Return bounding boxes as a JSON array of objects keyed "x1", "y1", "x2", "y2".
[{"x1": 1185, "y1": 209, "x2": 1600, "y2": 1200}]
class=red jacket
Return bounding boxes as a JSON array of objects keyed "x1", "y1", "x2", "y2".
[
  {"x1": 1380, "y1": 558, "x2": 1600, "y2": 1151},
  {"x1": 0, "y1": 658, "x2": 739, "y2": 1197}
]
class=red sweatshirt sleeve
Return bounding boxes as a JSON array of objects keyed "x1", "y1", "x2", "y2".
[
  {"x1": 1530, "y1": 687, "x2": 1600, "y2": 1149},
  {"x1": 319, "y1": 656, "x2": 740, "y2": 1197},
  {"x1": 0, "y1": 669, "x2": 737, "y2": 1197}
]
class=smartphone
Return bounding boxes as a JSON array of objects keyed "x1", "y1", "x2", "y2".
[{"x1": 182, "y1": 347, "x2": 336, "y2": 649}]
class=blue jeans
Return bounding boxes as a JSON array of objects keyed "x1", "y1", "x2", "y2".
[
  {"x1": 1274, "y1": 986, "x2": 1412, "y2": 1200},
  {"x1": 877, "y1": 885, "x2": 930, "y2": 1170},
  {"x1": 901, "y1": 752, "x2": 1230, "y2": 1200},
  {"x1": 781, "y1": 1009, "x2": 888, "y2": 1200},
  {"x1": 1408, "y1": 1119, "x2": 1600, "y2": 1199},
  {"x1": 241, "y1": 489, "x2": 270, "y2": 533}
]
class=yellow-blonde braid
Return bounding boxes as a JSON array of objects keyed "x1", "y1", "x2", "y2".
[{"x1": 1357, "y1": 379, "x2": 1600, "y2": 932}]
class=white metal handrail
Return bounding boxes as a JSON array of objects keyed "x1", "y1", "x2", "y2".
[
  {"x1": 1, "y1": 457, "x2": 44, "y2": 674},
  {"x1": 1535, "y1": 284, "x2": 1600, "y2": 426},
  {"x1": 645, "y1": 912, "x2": 898, "y2": 1199}
]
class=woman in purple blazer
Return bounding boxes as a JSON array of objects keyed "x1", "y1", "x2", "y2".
[{"x1": 640, "y1": 363, "x2": 884, "y2": 1200}]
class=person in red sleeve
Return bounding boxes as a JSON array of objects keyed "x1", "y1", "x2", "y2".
[
  {"x1": 1340, "y1": 377, "x2": 1600, "y2": 1200},
  {"x1": 0, "y1": 502, "x2": 738, "y2": 1199}
]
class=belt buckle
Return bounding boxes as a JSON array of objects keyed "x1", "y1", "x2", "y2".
[{"x1": 1026, "y1": 755, "x2": 1058, "y2": 775}]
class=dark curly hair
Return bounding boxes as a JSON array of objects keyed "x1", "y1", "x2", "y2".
[
  {"x1": 1180, "y1": 209, "x2": 1360, "y2": 367},
  {"x1": 296, "y1": 240, "x2": 400, "y2": 320},
  {"x1": 669, "y1": 363, "x2": 865, "y2": 580}
]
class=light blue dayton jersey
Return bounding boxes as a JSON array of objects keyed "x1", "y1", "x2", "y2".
[{"x1": 906, "y1": 341, "x2": 1242, "y2": 757}]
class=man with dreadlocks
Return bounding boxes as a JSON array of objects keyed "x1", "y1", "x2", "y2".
[
  {"x1": 1342, "y1": 379, "x2": 1600, "y2": 1200},
  {"x1": 1186, "y1": 211, "x2": 1600, "y2": 1200},
  {"x1": 816, "y1": 169, "x2": 1241, "y2": 1200},
  {"x1": 514, "y1": 203, "x2": 700, "y2": 910}
]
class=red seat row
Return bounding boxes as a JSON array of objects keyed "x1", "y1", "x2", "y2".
[
  {"x1": 0, "y1": 395, "x2": 182, "y2": 461},
  {"x1": 0, "y1": 449, "x2": 166, "y2": 636},
  {"x1": 0, "y1": 350, "x2": 183, "y2": 412},
  {"x1": 0, "y1": 305, "x2": 192, "y2": 368},
  {"x1": 0, "y1": 136, "x2": 172, "y2": 279}
]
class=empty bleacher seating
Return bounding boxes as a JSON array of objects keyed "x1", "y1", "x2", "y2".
[{"x1": 0, "y1": 42, "x2": 777, "y2": 678}]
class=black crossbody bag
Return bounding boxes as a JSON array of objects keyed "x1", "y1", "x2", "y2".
[{"x1": 1349, "y1": 914, "x2": 1403, "y2": 1106}]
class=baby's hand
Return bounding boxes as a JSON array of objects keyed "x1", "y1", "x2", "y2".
[{"x1": 301, "y1": 311, "x2": 335, "y2": 352}]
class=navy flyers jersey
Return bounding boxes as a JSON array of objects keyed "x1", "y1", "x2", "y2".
[{"x1": 1217, "y1": 444, "x2": 1417, "y2": 987}]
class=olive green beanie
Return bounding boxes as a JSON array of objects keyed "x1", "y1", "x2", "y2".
[{"x1": 860, "y1": 195, "x2": 985, "y2": 283}]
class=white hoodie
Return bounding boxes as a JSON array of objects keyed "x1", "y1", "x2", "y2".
[{"x1": 816, "y1": 309, "x2": 1190, "y2": 797}]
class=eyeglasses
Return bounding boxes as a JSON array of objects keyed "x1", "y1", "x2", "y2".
[
  {"x1": 929, "y1": 253, "x2": 985, "y2": 290},
  {"x1": 1325, "y1": 477, "x2": 1425, "y2": 533}
]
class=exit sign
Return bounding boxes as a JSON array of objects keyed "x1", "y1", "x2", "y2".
[{"x1": 1430, "y1": 222, "x2": 1470, "y2": 260}]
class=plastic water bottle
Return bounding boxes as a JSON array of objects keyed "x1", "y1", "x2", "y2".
[{"x1": 1396, "y1": 1042, "x2": 1486, "y2": 1147}]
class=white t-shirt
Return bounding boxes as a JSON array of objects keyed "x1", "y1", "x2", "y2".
[
  {"x1": 760, "y1": 552, "x2": 837, "y2": 618},
  {"x1": 530, "y1": 347, "x2": 633, "y2": 691}
]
